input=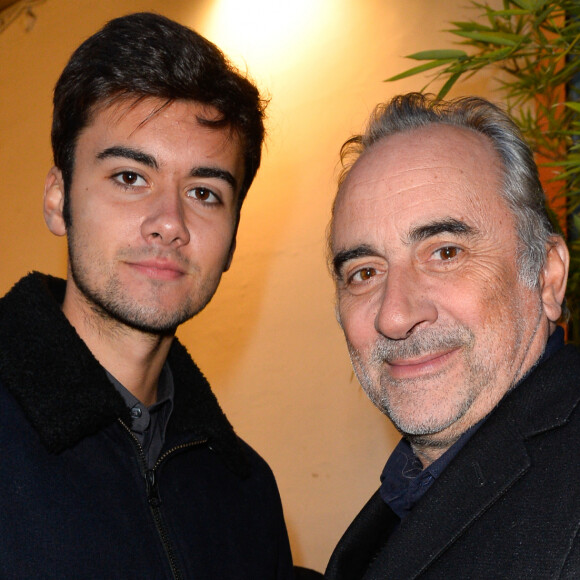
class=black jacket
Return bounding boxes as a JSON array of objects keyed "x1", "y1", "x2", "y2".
[
  {"x1": 326, "y1": 343, "x2": 580, "y2": 579},
  {"x1": 0, "y1": 273, "x2": 293, "y2": 579}
]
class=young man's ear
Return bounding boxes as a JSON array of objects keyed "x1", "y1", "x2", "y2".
[
  {"x1": 540, "y1": 236, "x2": 569, "y2": 324},
  {"x1": 43, "y1": 167, "x2": 67, "y2": 237},
  {"x1": 223, "y1": 239, "x2": 237, "y2": 272}
]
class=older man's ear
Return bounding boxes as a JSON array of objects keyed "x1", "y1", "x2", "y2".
[{"x1": 540, "y1": 236, "x2": 570, "y2": 324}]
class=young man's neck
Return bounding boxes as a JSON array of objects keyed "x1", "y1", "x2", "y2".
[{"x1": 61, "y1": 286, "x2": 173, "y2": 407}]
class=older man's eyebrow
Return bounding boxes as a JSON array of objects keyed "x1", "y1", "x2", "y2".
[
  {"x1": 97, "y1": 146, "x2": 158, "y2": 169},
  {"x1": 332, "y1": 244, "x2": 376, "y2": 278},
  {"x1": 407, "y1": 218, "x2": 478, "y2": 244},
  {"x1": 190, "y1": 167, "x2": 237, "y2": 191}
]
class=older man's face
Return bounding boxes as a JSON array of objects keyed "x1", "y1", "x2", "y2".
[{"x1": 331, "y1": 124, "x2": 551, "y2": 452}]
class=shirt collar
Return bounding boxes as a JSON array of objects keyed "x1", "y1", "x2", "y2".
[{"x1": 106, "y1": 363, "x2": 175, "y2": 434}]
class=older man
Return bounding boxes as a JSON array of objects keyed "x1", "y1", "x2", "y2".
[{"x1": 325, "y1": 93, "x2": 578, "y2": 579}]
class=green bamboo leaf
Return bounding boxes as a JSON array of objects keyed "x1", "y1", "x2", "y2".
[
  {"x1": 565, "y1": 102, "x2": 580, "y2": 113},
  {"x1": 450, "y1": 20, "x2": 494, "y2": 31},
  {"x1": 385, "y1": 59, "x2": 456, "y2": 82},
  {"x1": 510, "y1": 0, "x2": 547, "y2": 10},
  {"x1": 437, "y1": 72, "x2": 463, "y2": 99},
  {"x1": 561, "y1": 160, "x2": 580, "y2": 170},
  {"x1": 468, "y1": 46, "x2": 515, "y2": 62},
  {"x1": 556, "y1": 169, "x2": 580, "y2": 181},
  {"x1": 407, "y1": 49, "x2": 468, "y2": 60},
  {"x1": 451, "y1": 30, "x2": 523, "y2": 46},
  {"x1": 488, "y1": 9, "x2": 531, "y2": 16}
]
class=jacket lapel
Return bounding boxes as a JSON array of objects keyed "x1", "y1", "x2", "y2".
[
  {"x1": 325, "y1": 491, "x2": 399, "y2": 580},
  {"x1": 363, "y1": 411, "x2": 530, "y2": 579}
]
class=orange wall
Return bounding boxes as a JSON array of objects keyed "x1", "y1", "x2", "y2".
[{"x1": 0, "y1": 0, "x2": 496, "y2": 571}]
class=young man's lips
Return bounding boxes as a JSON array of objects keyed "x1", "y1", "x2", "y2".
[
  {"x1": 127, "y1": 259, "x2": 186, "y2": 280},
  {"x1": 386, "y1": 348, "x2": 459, "y2": 379}
]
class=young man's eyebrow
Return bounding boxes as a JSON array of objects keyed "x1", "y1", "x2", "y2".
[
  {"x1": 96, "y1": 147, "x2": 237, "y2": 191},
  {"x1": 332, "y1": 244, "x2": 376, "y2": 278},
  {"x1": 96, "y1": 146, "x2": 158, "y2": 169},
  {"x1": 190, "y1": 167, "x2": 237, "y2": 191},
  {"x1": 407, "y1": 218, "x2": 478, "y2": 244}
]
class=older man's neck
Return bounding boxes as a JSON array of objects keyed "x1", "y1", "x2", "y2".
[{"x1": 410, "y1": 436, "x2": 456, "y2": 469}]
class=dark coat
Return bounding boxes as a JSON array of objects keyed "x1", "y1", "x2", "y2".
[
  {"x1": 326, "y1": 343, "x2": 580, "y2": 579},
  {"x1": 0, "y1": 273, "x2": 293, "y2": 579}
]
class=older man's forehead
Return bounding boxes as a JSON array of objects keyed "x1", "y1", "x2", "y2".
[
  {"x1": 360, "y1": 123, "x2": 497, "y2": 176},
  {"x1": 338, "y1": 125, "x2": 501, "y2": 202},
  {"x1": 330, "y1": 124, "x2": 510, "y2": 256}
]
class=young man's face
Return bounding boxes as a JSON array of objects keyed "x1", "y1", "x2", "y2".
[
  {"x1": 45, "y1": 97, "x2": 244, "y2": 334},
  {"x1": 331, "y1": 124, "x2": 563, "y2": 453}
]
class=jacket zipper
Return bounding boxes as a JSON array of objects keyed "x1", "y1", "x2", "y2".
[{"x1": 118, "y1": 419, "x2": 208, "y2": 580}]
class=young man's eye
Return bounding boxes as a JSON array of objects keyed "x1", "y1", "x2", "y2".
[
  {"x1": 112, "y1": 171, "x2": 146, "y2": 187},
  {"x1": 186, "y1": 187, "x2": 220, "y2": 204}
]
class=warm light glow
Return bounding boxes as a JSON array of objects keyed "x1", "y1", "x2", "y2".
[{"x1": 203, "y1": 0, "x2": 328, "y2": 72}]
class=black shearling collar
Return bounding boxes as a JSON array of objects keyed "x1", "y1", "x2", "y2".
[{"x1": 0, "y1": 273, "x2": 246, "y2": 474}]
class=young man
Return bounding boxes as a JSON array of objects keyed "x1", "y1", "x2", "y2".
[
  {"x1": 326, "y1": 93, "x2": 579, "y2": 578},
  {"x1": 0, "y1": 13, "x2": 293, "y2": 579}
]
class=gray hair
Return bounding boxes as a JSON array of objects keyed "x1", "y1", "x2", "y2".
[{"x1": 335, "y1": 93, "x2": 556, "y2": 289}]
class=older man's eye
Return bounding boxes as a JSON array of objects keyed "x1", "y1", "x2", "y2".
[
  {"x1": 351, "y1": 267, "x2": 376, "y2": 283},
  {"x1": 436, "y1": 246, "x2": 461, "y2": 260}
]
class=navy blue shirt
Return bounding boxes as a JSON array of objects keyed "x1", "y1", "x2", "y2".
[{"x1": 379, "y1": 326, "x2": 565, "y2": 519}]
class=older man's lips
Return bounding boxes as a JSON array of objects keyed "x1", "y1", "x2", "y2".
[
  {"x1": 386, "y1": 348, "x2": 459, "y2": 380},
  {"x1": 127, "y1": 259, "x2": 186, "y2": 281}
]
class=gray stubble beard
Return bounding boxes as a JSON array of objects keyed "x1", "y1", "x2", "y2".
[{"x1": 345, "y1": 324, "x2": 497, "y2": 439}]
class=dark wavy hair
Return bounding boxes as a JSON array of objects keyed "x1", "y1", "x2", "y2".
[{"x1": 52, "y1": 12, "x2": 266, "y2": 225}]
